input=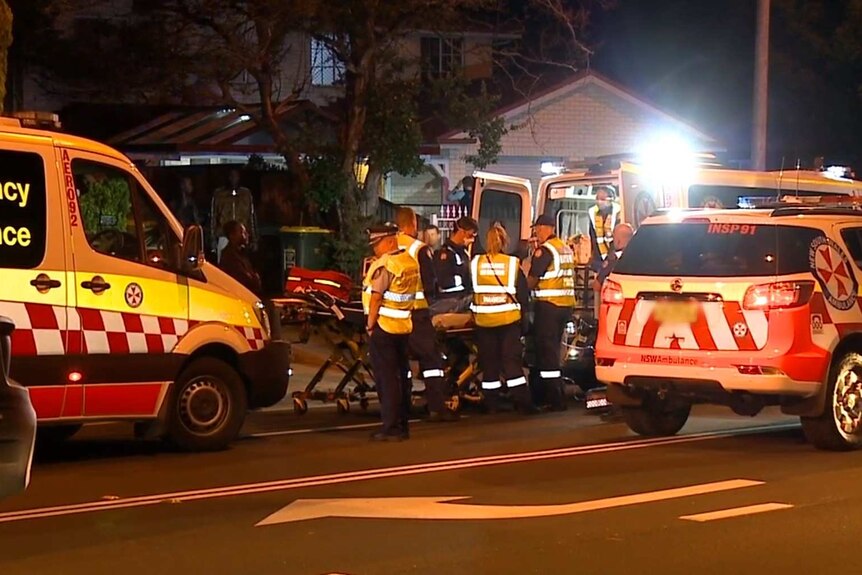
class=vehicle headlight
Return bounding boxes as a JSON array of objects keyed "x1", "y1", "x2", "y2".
[{"x1": 254, "y1": 301, "x2": 271, "y2": 339}]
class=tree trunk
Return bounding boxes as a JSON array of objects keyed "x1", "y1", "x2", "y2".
[
  {"x1": 0, "y1": 0, "x2": 12, "y2": 113},
  {"x1": 363, "y1": 166, "x2": 383, "y2": 217}
]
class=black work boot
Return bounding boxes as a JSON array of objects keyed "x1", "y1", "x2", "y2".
[
  {"x1": 511, "y1": 386, "x2": 541, "y2": 415},
  {"x1": 482, "y1": 389, "x2": 501, "y2": 414},
  {"x1": 546, "y1": 381, "x2": 568, "y2": 412}
]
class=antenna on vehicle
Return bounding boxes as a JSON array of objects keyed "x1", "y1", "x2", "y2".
[
  {"x1": 795, "y1": 158, "x2": 802, "y2": 197},
  {"x1": 776, "y1": 156, "x2": 786, "y2": 198}
]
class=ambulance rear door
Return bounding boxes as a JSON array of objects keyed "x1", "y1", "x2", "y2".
[
  {"x1": 60, "y1": 148, "x2": 189, "y2": 419},
  {"x1": 0, "y1": 132, "x2": 71, "y2": 420},
  {"x1": 472, "y1": 171, "x2": 532, "y2": 254}
]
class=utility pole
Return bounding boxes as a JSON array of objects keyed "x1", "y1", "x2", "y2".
[{"x1": 752, "y1": 0, "x2": 770, "y2": 171}]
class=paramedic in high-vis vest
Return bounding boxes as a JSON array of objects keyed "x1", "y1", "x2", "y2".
[
  {"x1": 527, "y1": 213, "x2": 575, "y2": 411},
  {"x1": 362, "y1": 224, "x2": 421, "y2": 442},
  {"x1": 395, "y1": 208, "x2": 458, "y2": 422},
  {"x1": 471, "y1": 225, "x2": 538, "y2": 414},
  {"x1": 589, "y1": 186, "x2": 621, "y2": 264}
]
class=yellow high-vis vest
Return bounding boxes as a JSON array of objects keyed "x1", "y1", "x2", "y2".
[
  {"x1": 470, "y1": 253, "x2": 522, "y2": 328},
  {"x1": 396, "y1": 233, "x2": 429, "y2": 311},
  {"x1": 362, "y1": 250, "x2": 420, "y2": 334},
  {"x1": 589, "y1": 203, "x2": 621, "y2": 259},
  {"x1": 533, "y1": 236, "x2": 575, "y2": 308}
]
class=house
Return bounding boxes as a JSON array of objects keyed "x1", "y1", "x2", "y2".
[
  {"x1": 14, "y1": 5, "x2": 720, "y2": 216},
  {"x1": 386, "y1": 70, "x2": 720, "y2": 207}
]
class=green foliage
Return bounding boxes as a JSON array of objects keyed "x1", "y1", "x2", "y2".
[
  {"x1": 327, "y1": 211, "x2": 373, "y2": 278},
  {"x1": 430, "y1": 77, "x2": 508, "y2": 169},
  {"x1": 363, "y1": 77, "x2": 425, "y2": 177},
  {"x1": 304, "y1": 153, "x2": 350, "y2": 212},
  {"x1": 79, "y1": 178, "x2": 132, "y2": 233}
]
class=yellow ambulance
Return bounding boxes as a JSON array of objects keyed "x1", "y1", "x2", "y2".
[{"x1": 0, "y1": 117, "x2": 289, "y2": 451}]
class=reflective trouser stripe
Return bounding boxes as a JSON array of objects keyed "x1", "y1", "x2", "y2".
[
  {"x1": 540, "y1": 370, "x2": 562, "y2": 379},
  {"x1": 507, "y1": 376, "x2": 527, "y2": 387},
  {"x1": 482, "y1": 380, "x2": 502, "y2": 390},
  {"x1": 423, "y1": 369, "x2": 445, "y2": 378}
]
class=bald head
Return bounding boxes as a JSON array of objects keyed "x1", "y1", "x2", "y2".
[
  {"x1": 395, "y1": 207, "x2": 417, "y2": 237},
  {"x1": 613, "y1": 223, "x2": 634, "y2": 250}
]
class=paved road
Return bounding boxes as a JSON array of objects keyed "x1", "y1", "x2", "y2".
[{"x1": 0, "y1": 403, "x2": 857, "y2": 575}]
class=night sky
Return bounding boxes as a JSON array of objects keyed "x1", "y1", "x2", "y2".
[{"x1": 591, "y1": 0, "x2": 857, "y2": 169}]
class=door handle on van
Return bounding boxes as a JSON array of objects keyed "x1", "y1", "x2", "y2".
[
  {"x1": 81, "y1": 276, "x2": 111, "y2": 294},
  {"x1": 29, "y1": 274, "x2": 62, "y2": 293}
]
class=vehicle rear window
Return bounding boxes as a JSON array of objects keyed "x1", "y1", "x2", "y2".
[
  {"x1": 0, "y1": 150, "x2": 47, "y2": 269},
  {"x1": 614, "y1": 223, "x2": 823, "y2": 277}
]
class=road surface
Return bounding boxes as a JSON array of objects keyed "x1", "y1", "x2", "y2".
[{"x1": 0, "y1": 403, "x2": 856, "y2": 575}]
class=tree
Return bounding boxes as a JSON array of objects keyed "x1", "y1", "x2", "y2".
[
  {"x1": 0, "y1": 0, "x2": 11, "y2": 111},
  {"x1": 30, "y1": 0, "x2": 603, "y2": 272}
]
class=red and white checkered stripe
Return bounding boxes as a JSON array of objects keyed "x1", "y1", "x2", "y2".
[
  {"x1": 606, "y1": 299, "x2": 769, "y2": 351},
  {"x1": 240, "y1": 326, "x2": 265, "y2": 350},
  {"x1": 0, "y1": 302, "x2": 265, "y2": 355}
]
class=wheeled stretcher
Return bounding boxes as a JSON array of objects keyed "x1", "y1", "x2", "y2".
[{"x1": 272, "y1": 289, "x2": 375, "y2": 415}]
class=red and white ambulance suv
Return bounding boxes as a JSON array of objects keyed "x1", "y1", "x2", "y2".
[{"x1": 596, "y1": 199, "x2": 862, "y2": 450}]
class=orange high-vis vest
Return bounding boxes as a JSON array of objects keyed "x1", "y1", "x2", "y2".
[
  {"x1": 590, "y1": 203, "x2": 621, "y2": 260},
  {"x1": 396, "y1": 233, "x2": 429, "y2": 310},
  {"x1": 362, "y1": 250, "x2": 420, "y2": 334},
  {"x1": 470, "y1": 253, "x2": 521, "y2": 328},
  {"x1": 532, "y1": 236, "x2": 575, "y2": 308}
]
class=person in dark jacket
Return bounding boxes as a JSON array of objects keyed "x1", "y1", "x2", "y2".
[{"x1": 219, "y1": 220, "x2": 262, "y2": 295}]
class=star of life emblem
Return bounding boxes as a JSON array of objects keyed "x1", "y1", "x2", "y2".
[{"x1": 809, "y1": 236, "x2": 858, "y2": 311}]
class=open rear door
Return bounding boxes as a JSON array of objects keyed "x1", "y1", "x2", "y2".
[{"x1": 471, "y1": 171, "x2": 532, "y2": 254}]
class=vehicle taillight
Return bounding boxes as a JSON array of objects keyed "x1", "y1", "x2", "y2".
[
  {"x1": 742, "y1": 281, "x2": 814, "y2": 310},
  {"x1": 601, "y1": 279, "x2": 624, "y2": 305}
]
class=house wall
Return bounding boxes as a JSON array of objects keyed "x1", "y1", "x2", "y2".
[{"x1": 426, "y1": 79, "x2": 717, "y2": 205}]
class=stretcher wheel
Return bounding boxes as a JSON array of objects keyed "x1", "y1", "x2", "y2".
[
  {"x1": 445, "y1": 395, "x2": 461, "y2": 412},
  {"x1": 359, "y1": 398, "x2": 370, "y2": 412},
  {"x1": 293, "y1": 397, "x2": 308, "y2": 415},
  {"x1": 336, "y1": 397, "x2": 350, "y2": 415}
]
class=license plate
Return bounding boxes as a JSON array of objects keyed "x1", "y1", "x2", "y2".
[{"x1": 653, "y1": 301, "x2": 698, "y2": 323}]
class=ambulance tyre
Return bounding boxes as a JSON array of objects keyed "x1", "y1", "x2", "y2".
[
  {"x1": 802, "y1": 352, "x2": 862, "y2": 451},
  {"x1": 166, "y1": 357, "x2": 247, "y2": 452},
  {"x1": 621, "y1": 398, "x2": 690, "y2": 437}
]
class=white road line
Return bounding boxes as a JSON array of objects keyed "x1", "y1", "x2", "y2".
[
  {"x1": 680, "y1": 502, "x2": 793, "y2": 522},
  {"x1": 0, "y1": 422, "x2": 797, "y2": 524},
  {"x1": 250, "y1": 420, "x2": 421, "y2": 437}
]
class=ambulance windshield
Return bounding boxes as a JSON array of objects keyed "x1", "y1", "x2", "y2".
[{"x1": 615, "y1": 223, "x2": 823, "y2": 277}]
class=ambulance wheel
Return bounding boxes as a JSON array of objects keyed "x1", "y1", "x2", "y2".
[
  {"x1": 802, "y1": 352, "x2": 862, "y2": 451},
  {"x1": 621, "y1": 398, "x2": 690, "y2": 437},
  {"x1": 336, "y1": 398, "x2": 350, "y2": 415},
  {"x1": 36, "y1": 424, "x2": 82, "y2": 447},
  {"x1": 166, "y1": 357, "x2": 247, "y2": 452},
  {"x1": 293, "y1": 397, "x2": 308, "y2": 415}
]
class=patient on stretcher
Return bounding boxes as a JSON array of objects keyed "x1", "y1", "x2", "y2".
[{"x1": 431, "y1": 312, "x2": 473, "y2": 330}]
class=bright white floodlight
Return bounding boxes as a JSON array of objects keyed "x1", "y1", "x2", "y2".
[{"x1": 638, "y1": 133, "x2": 697, "y2": 189}]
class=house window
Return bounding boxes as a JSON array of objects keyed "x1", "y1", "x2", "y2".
[
  {"x1": 421, "y1": 36, "x2": 463, "y2": 78},
  {"x1": 311, "y1": 37, "x2": 345, "y2": 86}
]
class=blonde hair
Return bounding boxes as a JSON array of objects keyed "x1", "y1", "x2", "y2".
[{"x1": 485, "y1": 223, "x2": 509, "y2": 256}]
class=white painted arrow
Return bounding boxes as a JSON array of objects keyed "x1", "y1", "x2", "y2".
[{"x1": 256, "y1": 479, "x2": 763, "y2": 525}]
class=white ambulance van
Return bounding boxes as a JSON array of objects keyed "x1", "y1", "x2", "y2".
[{"x1": 0, "y1": 117, "x2": 289, "y2": 451}]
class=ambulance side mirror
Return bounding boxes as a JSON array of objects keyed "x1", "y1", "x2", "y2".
[{"x1": 182, "y1": 225, "x2": 206, "y2": 272}]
